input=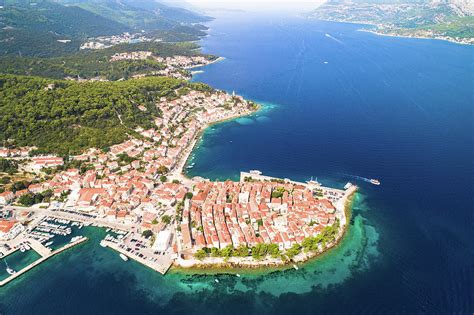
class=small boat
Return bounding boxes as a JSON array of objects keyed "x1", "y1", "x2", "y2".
[
  {"x1": 236, "y1": 274, "x2": 241, "y2": 277},
  {"x1": 19, "y1": 245, "x2": 26, "y2": 253},
  {"x1": 120, "y1": 253, "x2": 128, "y2": 261},
  {"x1": 4, "y1": 260, "x2": 16, "y2": 275},
  {"x1": 45, "y1": 241, "x2": 54, "y2": 247},
  {"x1": 100, "y1": 240, "x2": 107, "y2": 248},
  {"x1": 6, "y1": 267, "x2": 16, "y2": 275},
  {"x1": 293, "y1": 264, "x2": 299, "y2": 270},
  {"x1": 369, "y1": 179, "x2": 381, "y2": 185},
  {"x1": 214, "y1": 279, "x2": 219, "y2": 283},
  {"x1": 24, "y1": 244, "x2": 31, "y2": 251}
]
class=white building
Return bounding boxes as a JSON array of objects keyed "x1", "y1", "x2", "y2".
[
  {"x1": 0, "y1": 220, "x2": 24, "y2": 241},
  {"x1": 153, "y1": 230, "x2": 172, "y2": 252}
]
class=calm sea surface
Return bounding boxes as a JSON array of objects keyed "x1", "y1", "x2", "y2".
[{"x1": 1, "y1": 13, "x2": 473, "y2": 314}]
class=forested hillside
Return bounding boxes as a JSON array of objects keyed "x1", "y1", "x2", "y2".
[
  {"x1": 0, "y1": 0, "x2": 211, "y2": 57},
  {"x1": 0, "y1": 75, "x2": 212, "y2": 155}
]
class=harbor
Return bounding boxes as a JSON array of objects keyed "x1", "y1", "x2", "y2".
[{"x1": 0, "y1": 236, "x2": 87, "y2": 286}]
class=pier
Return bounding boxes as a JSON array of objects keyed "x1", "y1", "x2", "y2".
[
  {"x1": 0, "y1": 237, "x2": 88, "y2": 287},
  {"x1": 102, "y1": 240, "x2": 172, "y2": 275}
]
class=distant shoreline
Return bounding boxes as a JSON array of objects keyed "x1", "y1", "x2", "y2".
[{"x1": 312, "y1": 18, "x2": 473, "y2": 46}]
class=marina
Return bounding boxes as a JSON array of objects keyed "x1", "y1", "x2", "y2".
[{"x1": 0, "y1": 236, "x2": 87, "y2": 286}]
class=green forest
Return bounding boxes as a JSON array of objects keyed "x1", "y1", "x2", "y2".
[{"x1": 0, "y1": 74, "x2": 213, "y2": 155}]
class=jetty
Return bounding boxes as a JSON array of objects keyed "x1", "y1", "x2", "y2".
[
  {"x1": 0, "y1": 237, "x2": 88, "y2": 287},
  {"x1": 101, "y1": 240, "x2": 172, "y2": 275}
]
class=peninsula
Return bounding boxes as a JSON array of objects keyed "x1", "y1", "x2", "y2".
[{"x1": 0, "y1": 70, "x2": 356, "y2": 281}]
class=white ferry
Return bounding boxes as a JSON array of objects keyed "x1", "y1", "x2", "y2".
[{"x1": 344, "y1": 182, "x2": 353, "y2": 190}]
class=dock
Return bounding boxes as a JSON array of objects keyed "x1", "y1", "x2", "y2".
[
  {"x1": 28, "y1": 239, "x2": 52, "y2": 257},
  {"x1": 0, "y1": 237, "x2": 88, "y2": 287},
  {"x1": 102, "y1": 240, "x2": 172, "y2": 275}
]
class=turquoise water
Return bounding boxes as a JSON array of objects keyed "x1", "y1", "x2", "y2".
[
  {"x1": 1, "y1": 13, "x2": 473, "y2": 314},
  {"x1": 0, "y1": 249, "x2": 41, "y2": 281}
]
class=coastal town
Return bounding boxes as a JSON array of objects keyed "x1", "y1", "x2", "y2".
[
  {"x1": 65, "y1": 50, "x2": 219, "y2": 82},
  {"x1": 0, "y1": 80, "x2": 356, "y2": 285}
]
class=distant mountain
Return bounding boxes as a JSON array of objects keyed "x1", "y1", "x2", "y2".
[
  {"x1": 0, "y1": 0, "x2": 212, "y2": 57},
  {"x1": 0, "y1": 1, "x2": 129, "y2": 57},
  {"x1": 58, "y1": 0, "x2": 211, "y2": 31},
  {"x1": 0, "y1": 1, "x2": 129, "y2": 37}
]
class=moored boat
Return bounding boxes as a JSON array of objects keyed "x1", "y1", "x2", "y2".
[
  {"x1": 120, "y1": 253, "x2": 128, "y2": 261},
  {"x1": 6, "y1": 267, "x2": 16, "y2": 275}
]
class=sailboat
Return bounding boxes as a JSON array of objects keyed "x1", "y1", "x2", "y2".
[{"x1": 5, "y1": 260, "x2": 16, "y2": 275}]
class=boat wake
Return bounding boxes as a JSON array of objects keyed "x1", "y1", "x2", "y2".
[{"x1": 341, "y1": 174, "x2": 380, "y2": 185}]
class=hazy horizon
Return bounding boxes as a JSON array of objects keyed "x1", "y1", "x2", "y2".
[{"x1": 184, "y1": 0, "x2": 326, "y2": 13}]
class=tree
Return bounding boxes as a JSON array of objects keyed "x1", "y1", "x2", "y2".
[
  {"x1": 159, "y1": 175, "x2": 167, "y2": 183},
  {"x1": 172, "y1": 179, "x2": 180, "y2": 184},
  {"x1": 142, "y1": 230, "x2": 153, "y2": 238},
  {"x1": 251, "y1": 243, "x2": 268, "y2": 260},
  {"x1": 161, "y1": 215, "x2": 171, "y2": 224},
  {"x1": 286, "y1": 243, "x2": 302, "y2": 259},
  {"x1": 221, "y1": 245, "x2": 234, "y2": 258},
  {"x1": 0, "y1": 176, "x2": 11, "y2": 185},
  {"x1": 235, "y1": 245, "x2": 249, "y2": 257},
  {"x1": 210, "y1": 247, "x2": 221, "y2": 257},
  {"x1": 194, "y1": 249, "x2": 207, "y2": 260},
  {"x1": 18, "y1": 193, "x2": 35, "y2": 206},
  {"x1": 157, "y1": 165, "x2": 169, "y2": 174},
  {"x1": 185, "y1": 192, "x2": 193, "y2": 199},
  {"x1": 268, "y1": 244, "x2": 280, "y2": 258}
]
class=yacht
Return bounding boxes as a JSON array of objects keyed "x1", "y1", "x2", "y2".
[{"x1": 369, "y1": 179, "x2": 381, "y2": 185}]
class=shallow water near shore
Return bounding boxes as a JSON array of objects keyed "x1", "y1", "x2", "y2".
[{"x1": 1, "y1": 12, "x2": 473, "y2": 314}]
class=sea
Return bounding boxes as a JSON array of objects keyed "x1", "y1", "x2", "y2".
[{"x1": 1, "y1": 12, "x2": 473, "y2": 314}]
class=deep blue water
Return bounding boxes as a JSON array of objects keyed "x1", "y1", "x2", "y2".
[{"x1": 1, "y1": 13, "x2": 473, "y2": 314}]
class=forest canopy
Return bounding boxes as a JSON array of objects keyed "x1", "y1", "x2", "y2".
[{"x1": 0, "y1": 74, "x2": 213, "y2": 155}]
